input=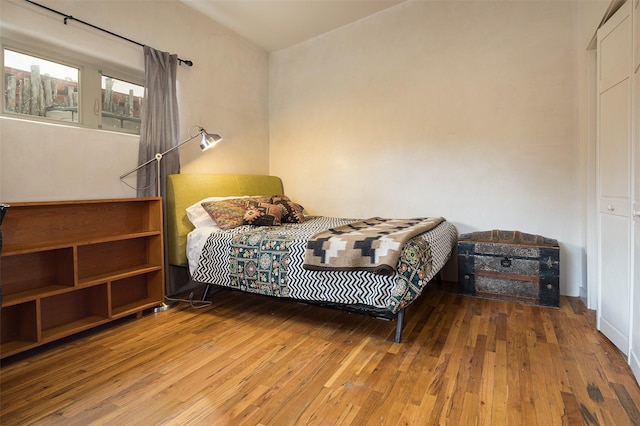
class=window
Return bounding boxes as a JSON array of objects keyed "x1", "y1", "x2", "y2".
[
  {"x1": 101, "y1": 75, "x2": 144, "y2": 133},
  {"x1": 3, "y1": 48, "x2": 144, "y2": 135},
  {"x1": 3, "y1": 49, "x2": 80, "y2": 123}
]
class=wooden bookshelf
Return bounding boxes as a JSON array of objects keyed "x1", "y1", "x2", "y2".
[{"x1": 0, "y1": 198, "x2": 164, "y2": 359}]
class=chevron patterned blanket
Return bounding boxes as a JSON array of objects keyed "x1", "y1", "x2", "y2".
[{"x1": 303, "y1": 217, "x2": 445, "y2": 275}]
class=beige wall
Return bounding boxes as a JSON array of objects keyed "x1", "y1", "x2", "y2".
[
  {"x1": 269, "y1": 1, "x2": 609, "y2": 296},
  {"x1": 0, "y1": 0, "x2": 270, "y2": 201}
]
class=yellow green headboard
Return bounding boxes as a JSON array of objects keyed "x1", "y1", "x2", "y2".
[{"x1": 166, "y1": 173, "x2": 284, "y2": 266}]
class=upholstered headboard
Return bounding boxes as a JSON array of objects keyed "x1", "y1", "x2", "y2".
[{"x1": 166, "y1": 174, "x2": 284, "y2": 267}]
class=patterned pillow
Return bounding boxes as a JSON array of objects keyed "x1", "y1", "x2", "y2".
[
  {"x1": 269, "y1": 195, "x2": 305, "y2": 223},
  {"x1": 201, "y1": 196, "x2": 270, "y2": 229},
  {"x1": 243, "y1": 203, "x2": 285, "y2": 226},
  {"x1": 186, "y1": 196, "x2": 251, "y2": 228}
]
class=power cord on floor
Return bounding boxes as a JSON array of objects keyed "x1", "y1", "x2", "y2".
[{"x1": 165, "y1": 290, "x2": 212, "y2": 309}]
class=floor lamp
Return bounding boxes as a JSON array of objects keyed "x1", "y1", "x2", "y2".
[{"x1": 120, "y1": 125, "x2": 222, "y2": 311}]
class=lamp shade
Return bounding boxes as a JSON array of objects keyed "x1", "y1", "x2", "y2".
[{"x1": 200, "y1": 131, "x2": 222, "y2": 151}]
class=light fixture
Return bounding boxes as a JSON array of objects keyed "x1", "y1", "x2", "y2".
[{"x1": 120, "y1": 125, "x2": 222, "y2": 196}]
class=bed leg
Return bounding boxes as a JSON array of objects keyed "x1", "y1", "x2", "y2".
[
  {"x1": 394, "y1": 308, "x2": 405, "y2": 343},
  {"x1": 201, "y1": 284, "x2": 211, "y2": 301},
  {"x1": 436, "y1": 271, "x2": 442, "y2": 286}
]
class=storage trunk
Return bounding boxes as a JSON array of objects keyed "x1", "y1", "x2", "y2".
[{"x1": 457, "y1": 230, "x2": 559, "y2": 307}]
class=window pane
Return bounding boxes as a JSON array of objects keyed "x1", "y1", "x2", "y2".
[
  {"x1": 3, "y1": 49, "x2": 79, "y2": 123},
  {"x1": 101, "y1": 75, "x2": 143, "y2": 134}
]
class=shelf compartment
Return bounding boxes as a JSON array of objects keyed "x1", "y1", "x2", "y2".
[
  {"x1": 1, "y1": 301, "x2": 39, "y2": 357},
  {"x1": 40, "y1": 285, "x2": 109, "y2": 342},
  {"x1": 2, "y1": 230, "x2": 160, "y2": 256},
  {"x1": 79, "y1": 264, "x2": 162, "y2": 287},
  {"x1": 111, "y1": 271, "x2": 164, "y2": 317},
  {"x1": 1, "y1": 248, "x2": 74, "y2": 302},
  {"x1": 77, "y1": 236, "x2": 161, "y2": 282},
  {"x1": 2, "y1": 199, "x2": 162, "y2": 252}
]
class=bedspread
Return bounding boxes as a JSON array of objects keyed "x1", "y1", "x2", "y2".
[{"x1": 189, "y1": 216, "x2": 457, "y2": 313}]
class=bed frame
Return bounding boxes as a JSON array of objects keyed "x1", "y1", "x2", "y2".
[{"x1": 165, "y1": 173, "x2": 440, "y2": 343}]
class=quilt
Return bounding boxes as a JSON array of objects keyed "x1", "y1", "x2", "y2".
[
  {"x1": 303, "y1": 216, "x2": 445, "y2": 275},
  {"x1": 230, "y1": 229, "x2": 293, "y2": 296}
]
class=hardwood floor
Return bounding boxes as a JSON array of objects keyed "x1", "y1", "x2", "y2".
[{"x1": 2, "y1": 283, "x2": 640, "y2": 425}]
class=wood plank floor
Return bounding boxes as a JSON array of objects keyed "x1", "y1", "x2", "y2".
[{"x1": 2, "y1": 283, "x2": 640, "y2": 425}]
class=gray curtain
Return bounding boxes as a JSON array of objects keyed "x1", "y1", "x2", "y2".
[{"x1": 136, "y1": 46, "x2": 180, "y2": 198}]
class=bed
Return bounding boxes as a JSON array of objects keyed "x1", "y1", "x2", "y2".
[{"x1": 166, "y1": 173, "x2": 457, "y2": 342}]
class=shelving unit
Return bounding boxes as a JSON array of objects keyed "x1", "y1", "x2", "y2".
[{"x1": 0, "y1": 198, "x2": 164, "y2": 359}]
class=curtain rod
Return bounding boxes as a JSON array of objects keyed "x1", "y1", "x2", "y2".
[{"x1": 24, "y1": 0, "x2": 193, "y2": 67}]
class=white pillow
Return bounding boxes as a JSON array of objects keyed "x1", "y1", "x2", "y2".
[{"x1": 185, "y1": 196, "x2": 250, "y2": 228}]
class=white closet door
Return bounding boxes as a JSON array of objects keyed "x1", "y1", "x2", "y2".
[
  {"x1": 597, "y1": 0, "x2": 632, "y2": 357},
  {"x1": 630, "y1": 0, "x2": 640, "y2": 387}
]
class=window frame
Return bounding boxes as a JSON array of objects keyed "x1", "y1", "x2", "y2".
[{"x1": 2, "y1": 41, "x2": 144, "y2": 135}]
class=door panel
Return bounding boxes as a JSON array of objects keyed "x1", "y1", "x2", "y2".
[
  {"x1": 598, "y1": 213, "x2": 631, "y2": 353},
  {"x1": 597, "y1": 0, "x2": 632, "y2": 357},
  {"x1": 599, "y1": 80, "x2": 631, "y2": 199},
  {"x1": 631, "y1": 216, "x2": 640, "y2": 382},
  {"x1": 631, "y1": 0, "x2": 640, "y2": 386}
]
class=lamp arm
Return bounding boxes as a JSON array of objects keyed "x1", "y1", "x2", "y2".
[
  {"x1": 119, "y1": 154, "x2": 161, "y2": 179},
  {"x1": 157, "y1": 131, "x2": 200, "y2": 157},
  {"x1": 119, "y1": 132, "x2": 200, "y2": 179}
]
